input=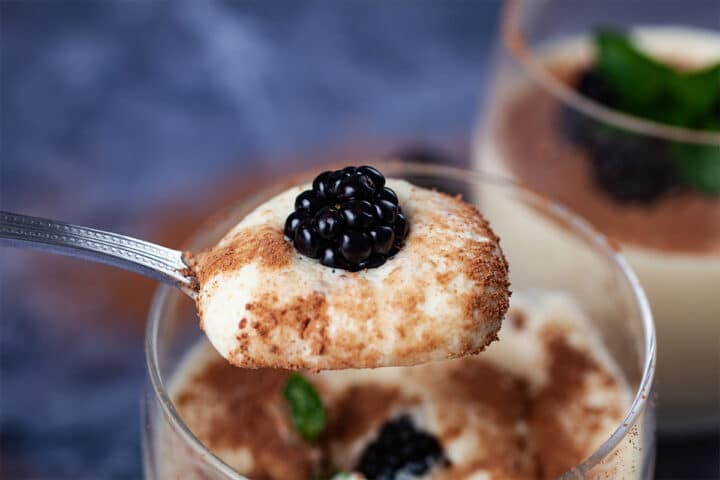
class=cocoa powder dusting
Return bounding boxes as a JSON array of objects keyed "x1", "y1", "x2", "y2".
[
  {"x1": 464, "y1": 240, "x2": 511, "y2": 337},
  {"x1": 447, "y1": 359, "x2": 530, "y2": 424},
  {"x1": 530, "y1": 335, "x2": 617, "y2": 479},
  {"x1": 233, "y1": 291, "x2": 329, "y2": 364},
  {"x1": 402, "y1": 188, "x2": 511, "y2": 358},
  {"x1": 195, "y1": 225, "x2": 292, "y2": 285},
  {"x1": 323, "y1": 384, "x2": 417, "y2": 443},
  {"x1": 439, "y1": 359, "x2": 536, "y2": 479},
  {"x1": 175, "y1": 357, "x2": 318, "y2": 479},
  {"x1": 175, "y1": 329, "x2": 622, "y2": 480},
  {"x1": 498, "y1": 65, "x2": 720, "y2": 254}
]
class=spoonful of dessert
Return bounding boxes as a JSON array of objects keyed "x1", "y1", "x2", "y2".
[{"x1": 1, "y1": 165, "x2": 510, "y2": 371}]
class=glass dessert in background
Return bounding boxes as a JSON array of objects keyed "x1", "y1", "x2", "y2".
[
  {"x1": 475, "y1": 0, "x2": 719, "y2": 431},
  {"x1": 142, "y1": 163, "x2": 655, "y2": 479}
]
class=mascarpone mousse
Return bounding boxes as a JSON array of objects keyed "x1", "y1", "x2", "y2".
[
  {"x1": 194, "y1": 179, "x2": 510, "y2": 371},
  {"x1": 166, "y1": 290, "x2": 635, "y2": 479}
]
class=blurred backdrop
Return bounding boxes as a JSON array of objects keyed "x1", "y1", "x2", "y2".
[{"x1": 0, "y1": 1, "x2": 717, "y2": 479}]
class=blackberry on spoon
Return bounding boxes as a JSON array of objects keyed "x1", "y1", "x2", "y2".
[{"x1": 284, "y1": 166, "x2": 410, "y2": 271}]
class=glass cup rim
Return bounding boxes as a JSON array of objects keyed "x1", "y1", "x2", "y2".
[
  {"x1": 502, "y1": 0, "x2": 720, "y2": 147},
  {"x1": 145, "y1": 162, "x2": 656, "y2": 479}
]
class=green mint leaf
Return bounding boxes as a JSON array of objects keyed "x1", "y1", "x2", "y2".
[
  {"x1": 672, "y1": 143, "x2": 720, "y2": 194},
  {"x1": 283, "y1": 373, "x2": 325, "y2": 441},
  {"x1": 593, "y1": 29, "x2": 720, "y2": 194},
  {"x1": 596, "y1": 29, "x2": 672, "y2": 109},
  {"x1": 330, "y1": 473, "x2": 364, "y2": 480},
  {"x1": 669, "y1": 63, "x2": 720, "y2": 129},
  {"x1": 595, "y1": 29, "x2": 720, "y2": 130}
]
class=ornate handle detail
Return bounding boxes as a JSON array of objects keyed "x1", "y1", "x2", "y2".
[{"x1": 0, "y1": 210, "x2": 197, "y2": 295}]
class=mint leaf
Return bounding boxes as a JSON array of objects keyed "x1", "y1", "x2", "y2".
[
  {"x1": 596, "y1": 30, "x2": 672, "y2": 110},
  {"x1": 593, "y1": 29, "x2": 720, "y2": 194},
  {"x1": 669, "y1": 64, "x2": 720, "y2": 129},
  {"x1": 330, "y1": 473, "x2": 364, "y2": 480},
  {"x1": 284, "y1": 373, "x2": 325, "y2": 441},
  {"x1": 595, "y1": 29, "x2": 720, "y2": 130},
  {"x1": 672, "y1": 143, "x2": 720, "y2": 194}
]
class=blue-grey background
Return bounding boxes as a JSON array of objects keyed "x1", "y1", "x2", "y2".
[{"x1": 0, "y1": 1, "x2": 717, "y2": 479}]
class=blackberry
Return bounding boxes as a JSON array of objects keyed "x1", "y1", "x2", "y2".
[
  {"x1": 284, "y1": 166, "x2": 410, "y2": 271},
  {"x1": 559, "y1": 67, "x2": 678, "y2": 203},
  {"x1": 589, "y1": 135, "x2": 678, "y2": 203},
  {"x1": 356, "y1": 415, "x2": 446, "y2": 480},
  {"x1": 576, "y1": 68, "x2": 616, "y2": 107},
  {"x1": 559, "y1": 68, "x2": 617, "y2": 146}
]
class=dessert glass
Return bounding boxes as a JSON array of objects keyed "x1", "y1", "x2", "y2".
[
  {"x1": 142, "y1": 163, "x2": 656, "y2": 479},
  {"x1": 476, "y1": 0, "x2": 719, "y2": 432}
]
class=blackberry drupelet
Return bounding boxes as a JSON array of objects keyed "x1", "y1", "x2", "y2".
[
  {"x1": 356, "y1": 415, "x2": 446, "y2": 480},
  {"x1": 284, "y1": 166, "x2": 410, "y2": 271},
  {"x1": 559, "y1": 67, "x2": 678, "y2": 203}
]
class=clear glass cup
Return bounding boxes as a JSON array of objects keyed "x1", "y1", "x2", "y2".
[
  {"x1": 474, "y1": 0, "x2": 719, "y2": 432},
  {"x1": 142, "y1": 163, "x2": 656, "y2": 479}
]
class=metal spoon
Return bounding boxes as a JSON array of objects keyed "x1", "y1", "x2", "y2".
[{"x1": 0, "y1": 210, "x2": 198, "y2": 298}]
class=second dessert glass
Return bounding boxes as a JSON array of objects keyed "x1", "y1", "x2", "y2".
[
  {"x1": 476, "y1": 0, "x2": 719, "y2": 432},
  {"x1": 141, "y1": 163, "x2": 655, "y2": 479}
]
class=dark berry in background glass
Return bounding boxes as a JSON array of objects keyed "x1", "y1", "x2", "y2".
[
  {"x1": 576, "y1": 69, "x2": 616, "y2": 107},
  {"x1": 559, "y1": 67, "x2": 678, "y2": 204},
  {"x1": 590, "y1": 137, "x2": 678, "y2": 203},
  {"x1": 284, "y1": 166, "x2": 410, "y2": 271},
  {"x1": 357, "y1": 415, "x2": 446, "y2": 480},
  {"x1": 559, "y1": 68, "x2": 617, "y2": 147}
]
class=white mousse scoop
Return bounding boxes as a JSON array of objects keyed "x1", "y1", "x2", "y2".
[{"x1": 193, "y1": 179, "x2": 510, "y2": 370}]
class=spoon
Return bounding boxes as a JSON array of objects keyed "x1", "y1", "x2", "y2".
[
  {"x1": 2, "y1": 193, "x2": 510, "y2": 372},
  {"x1": 0, "y1": 210, "x2": 198, "y2": 298}
]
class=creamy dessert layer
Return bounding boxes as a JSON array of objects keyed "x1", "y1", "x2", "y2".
[
  {"x1": 194, "y1": 179, "x2": 509, "y2": 371},
  {"x1": 168, "y1": 290, "x2": 632, "y2": 480}
]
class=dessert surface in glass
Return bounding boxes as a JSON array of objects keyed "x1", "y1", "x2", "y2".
[
  {"x1": 489, "y1": 27, "x2": 720, "y2": 253},
  {"x1": 476, "y1": 15, "x2": 718, "y2": 430},
  {"x1": 167, "y1": 290, "x2": 633, "y2": 480}
]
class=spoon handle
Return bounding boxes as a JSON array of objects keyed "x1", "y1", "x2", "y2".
[{"x1": 0, "y1": 210, "x2": 196, "y2": 293}]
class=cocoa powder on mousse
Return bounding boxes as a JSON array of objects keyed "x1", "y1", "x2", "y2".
[{"x1": 497, "y1": 65, "x2": 720, "y2": 255}]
